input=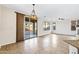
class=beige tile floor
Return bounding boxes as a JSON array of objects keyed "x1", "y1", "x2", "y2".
[{"x1": 0, "y1": 34, "x2": 77, "y2": 54}]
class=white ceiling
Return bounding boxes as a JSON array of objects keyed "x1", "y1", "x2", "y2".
[{"x1": 2, "y1": 4, "x2": 79, "y2": 19}]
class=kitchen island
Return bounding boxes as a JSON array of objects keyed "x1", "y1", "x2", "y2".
[{"x1": 64, "y1": 40, "x2": 79, "y2": 54}]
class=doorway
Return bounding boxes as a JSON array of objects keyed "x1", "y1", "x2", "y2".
[{"x1": 24, "y1": 16, "x2": 37, "y2": 39}]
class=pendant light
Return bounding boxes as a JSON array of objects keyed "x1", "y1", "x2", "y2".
[{"x1": 30, "y1": 4, "x2": 37, "y2": 20}]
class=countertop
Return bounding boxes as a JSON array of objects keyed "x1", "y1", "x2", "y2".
[{"x1": 64, "y1": 40, "x2": 79, "y2": 49}]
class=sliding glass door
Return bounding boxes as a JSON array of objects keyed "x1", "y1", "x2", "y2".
[{"x1": 24, "y1": 16, "x2": 37, "y2": 39}]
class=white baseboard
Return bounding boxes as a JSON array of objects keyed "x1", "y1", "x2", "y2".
[{"x1": 52, "y1": 33, "x2": 76, "y2": 37}]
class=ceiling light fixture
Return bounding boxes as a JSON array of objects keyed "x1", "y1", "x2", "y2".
[{"x1": 30, "y1": 4, "x2": 37, "y2": 20}]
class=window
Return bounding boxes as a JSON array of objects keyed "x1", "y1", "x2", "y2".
[
  {"x1": 53, "y1": 22, "x2": 56, "y2": 30},
  {"x1": 43, "y1": 21, "x2": 50, "y2": 31},
  {"x1": 71, "y1": 20, "x2": 76, "y2": 31}
]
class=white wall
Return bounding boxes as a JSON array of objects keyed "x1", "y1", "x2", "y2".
[
  {"x1": 52, "y1": 19, "x2": 76, "y2": 36},
  {"x1": 0, "y1": 6, "x2": 2, "y2": 47},
  {"x1": 0, "y1": 5, "x2": 16, "y2": 46},
  {"x1": 37, "y1": 17, "x2": 76, "y2": 36}
]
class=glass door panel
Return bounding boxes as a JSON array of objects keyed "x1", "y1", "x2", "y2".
[
  {"x1": 24, "y1": 17, "x2": 30, "y2": 39},
  {"x1": 24, "y1": 17, "x2": 37, "y2": 40}
]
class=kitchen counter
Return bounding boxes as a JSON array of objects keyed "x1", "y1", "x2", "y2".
[{"x1": 64, "y1": 40, "x2": 79, "y2": 49}]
